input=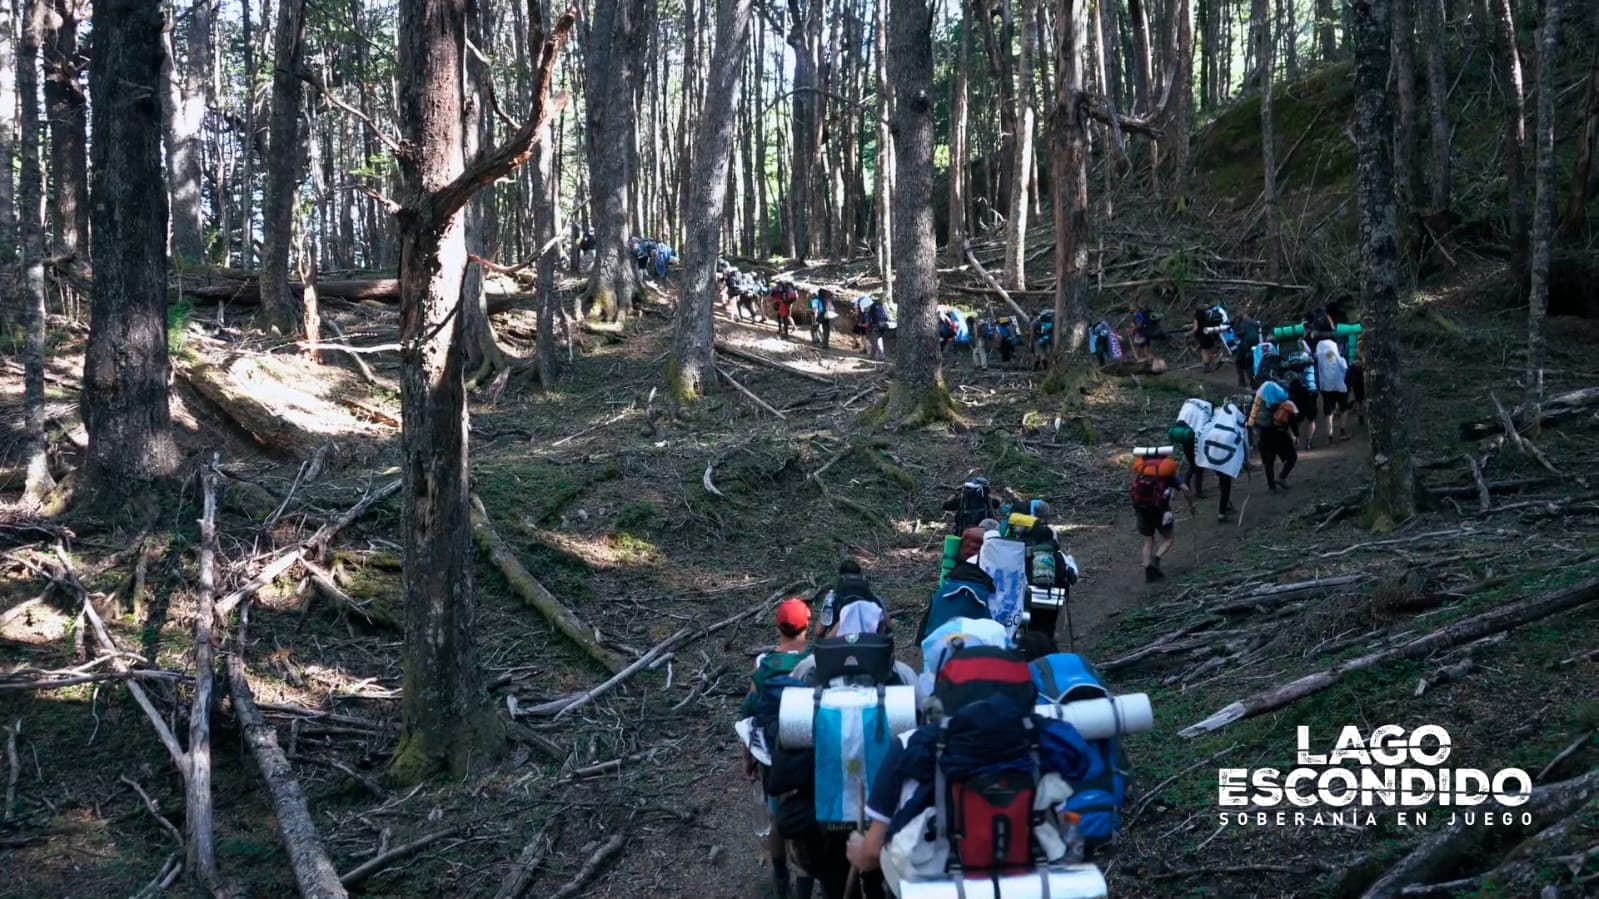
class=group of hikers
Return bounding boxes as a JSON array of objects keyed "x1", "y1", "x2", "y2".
[
  {"x1": 717, "y1": 259, "x2": 896, "y2": 360},
  {"x1": 936, "y1": 307, "x2": 1065, "y2": 371},
  {"x1": 735, "y1": 483, "x2": 1148, "y2": 899},
  {"x1": 1126, "y1": 300, "x2": 1367, "y2": 583}
]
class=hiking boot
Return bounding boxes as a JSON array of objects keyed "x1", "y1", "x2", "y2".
[
  {"x1": 771, "y1": 873, "x2": 793, "y2": 899},
  {"x1": 794, "y1": 876, "x2": 815, "y2": 899},
  {"x1": 1277, "y1": 481, "x2": 1292, "y2": 491},
  {"x1": 1267, "y1": 482, "x2": 1279, "y2": 493},
  {"x1": 1144, "y1": 565, "x2": 1161, "y2": 583}
]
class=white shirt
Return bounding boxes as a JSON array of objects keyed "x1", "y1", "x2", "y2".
[{"x1": 1316, "y1": 339, "x2": 1349, "y2": 393}]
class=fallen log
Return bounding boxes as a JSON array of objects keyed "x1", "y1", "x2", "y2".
[
  {"x1": 1209, "y1": 574, "x2": 1370, "y2": 614},
  {"x1": 1359, "y1": 767, "x2": 1599, "y2": 899},
  {"x1": 185, "y1": 276, "x2": 523, "y2": 315},
  {"x1": 338, "y1": 827, "x2": 458, "y2": 887},
  {"x1": 1427, "y1": 476, "x2": 1559, "y2": 499},
  {"x1": 185, "y1": 458, "x2": 221, "y2": 892},
  {"x1": 716, "y1": 366, "x2": 787, "y2": 419},
  {"x1": 1180, "y1": 576, "x2": 1599, "y2": 737},
  {"x1": 714, "y1": 341, "x2": 836, "y2": 384},
  {"x1": 1459, "y1": 385, "x2": 1599, "y2": 439},
  {"x1": 960, "y1": 239, "x2": 1032, "y2": 327},
  {"x1": 469, "y1": 496, "x2": 625, "y2": 674},
  {"x1": 547, "y1": 833, "x2": 627, "y2": 899}
]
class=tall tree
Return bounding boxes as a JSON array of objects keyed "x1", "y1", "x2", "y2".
[
  {"x1": 1481, "y1": 0, "x2": 1527, "y2": 293},
  {"x1": 1255, "y1": 0, "x2": 1281, "y2": 278},
  {"x1": 164, "y1": 0, "x2": 211, "y2": 264},
  {"x1": 0, "y1": 0, "x2": 16, "y2": 255},
  {"x1": 1352, "y1": 0, "x2": 1414, "y2": 524},
  {"x1": 19, "y1": 0, "x2": 51, "y2": 505},
  {"x1": 259, "y1": 0, "x2": 308, "y2": 335},
  {"x1": 1052, "y1": 0, "x2": 1091, "y2": 357},
  {"x1": 1420, "y1": 0, "x2": 1452, "y2": 216},
  {"x1": 1525, "y1": 0, "x2": 1561, "y2": 422},
  {"x1": 584, "y1": 0, "x2": 646, "y2": 319},
  {"x1": 1391, "y1": 0, "x2": 1422, "y2": 257},
  {"x1": 41, "y1": 0, "x2": 87, "y2": 262},
  {"x1": 1166, "y1": 0, "x2": 1194, "y2": 191},
  {"x1": 670, "y1": 0, "x2": 752, "y2": 405},
  {"x1": 1316, "y1": 0, "x2": 1337, "y2": 59},
  {"x1": 387, "y1": 0, "x2": 573, "y2": 783},
  {"x1": 81, "y1": 0, "x2": 179, "y2": 504},
  {"x1": 945, "y1": 0, "x2": 970, "y2": 263},
  {"x1": 1559, "y1": 1, "x2": 1599, "y2": 235},
  {"x1": 1005, "y1": 0, "x2": 1039, "y2": 289},
  {"x1": 885, "y1": 0, "x2": 949, "y2": 423}
]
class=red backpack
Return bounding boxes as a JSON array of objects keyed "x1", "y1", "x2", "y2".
[{"x1": 930, "y1": 646, "x2": 1045, "y2": 873}]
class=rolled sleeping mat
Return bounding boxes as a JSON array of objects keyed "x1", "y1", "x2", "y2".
[
  {"x1": 1007, "y1": 512, "x2": 1039, "y2": 532},
  {"x1": 1132, "y1": 445, "x2": 1175, "y2": 458},
  {"x1": 940, "y1": 534, "x2": 961, "y2": 584},
  {"x1": 1271, "y1": 323, "x2": 1306, "y2": 340},
  {"x1": 899, "y1": 865, "x2": 1109, "y2": 899},
  {"x1": 777, "y1": 684, "x2": 918, "y2": 749},
  {"x1": 1033, "y1": 693, "x2": 1155, "y2": 740}
]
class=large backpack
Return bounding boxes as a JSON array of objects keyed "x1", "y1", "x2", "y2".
[
  {"x1": 1286, "y1": 351, "x2": 1317, "y2": 391},
  {"x1": 951, "y1": 478, "x2": 994, "y2": 534},
  {"x1": 1031, "y1": 654, "x2": 1133, "y2": 851},
  {"x1": 934, "y1": 714, "x2": 1042, "y2": 873},
  {"x1": 1129, "y1": 458, "x2": 1173, "y2": 509},
  {"x1": 933, "y1": 644, "x2": 1038, "y2": 717},
  {"x1": 811, "y1": 633, "x2": 896, "y2": 684},
  {"x1": 740, "y1": 649, "x2": 810, "y2": 720},
  {"x1": 1024, "y1": 529, "x2": 1060, "y2": 589}
]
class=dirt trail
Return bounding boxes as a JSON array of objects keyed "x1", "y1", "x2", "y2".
[{"x1": 603, "y1": 356, "x2": 1373, "y2": 899}]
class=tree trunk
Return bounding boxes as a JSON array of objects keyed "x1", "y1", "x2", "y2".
[
  {"x1": 164, "y1": 0, "x2": 210, "y2": 264},
  {"x1": 1255, "y1": 0, "x2": 1281, "y2": 278},
  {"x1": 885, "y1": 0, "x2": 949, "y2": 425},
  {"x1": 533, "y1": 117, "x2": 559, "y2": 388},
  {"x1": 0, "y1": 0, "x2": 16, "y2": 255},
  {"x1": 1482, "y1": 0, "x2": 1527, "y2": 294},
  {"x1": 1558, "y1": 2, "x2": 1599, "y2": 235},
  {"x1": 669, "y1": 0, "x2": 751, "y2": 406},
  {"x1": 1525, "y1": 0, "x2": 1561, "y2": 422},
  {"x1": 82, "y1": 0, "x2": 179, "y2": 502},
  {"x1": 1169, "y1": 0, "x2": 1193, "y2": 191},
  {"x1": 1392, "y1": 0, "x2": 1422, "y2": 259},
  {"x1": 874, "y1": 0, "x2": 894, "y2": 304},
  {"x1": 240, "y1": 0, "x2": 255, "y2": 267},
  {"x1": 260, "y1": 0, "x2": 308, "y2": 335},
  {"x1": 1316, "y1": 0, "x2": 1337, "y2": 60},
  {"x1": 1052, "y1": 0, "x2": 1092, "y2": 358},
  {"x1": 1129, "y1": 0, "x2": 1153, "y2": 110},
  {"x1": 1420, "y1": 0, "x2": 1452, "y2": 215},
  {"x1": 787, "y1": 0, "x2": 822, "y2": 263},
  {"x1": 462, "y1": 0, "x2": 508, "y2": 381},
  {"x1": 1005, "y1": 0, "x2": 1039, "y2": 290},
  {"x1": 1352, "y1": 0, "x2": 1415, "y2": 525},
  {"x1": 389, "y1": 0, "x2": 509, "y2": 785},
  {"x1": 945, "y1": 0, "x2": 970, "y2": 263},
  {"x1": 584, "y1": 0, "x2": 645, "y2": 320},
  {"x1": 19, "y1": 0, "x2": 52, "y2": 505},
  {"x1": 42, "y1": 0, "x2": 87, "y2": 264}
]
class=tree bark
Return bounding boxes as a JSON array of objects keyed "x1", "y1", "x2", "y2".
[
  {"x1": 0, "y1": 0, "x2": 16, "y2": 254},
  {"x1": 945, "y1": 0, "x2": 970, "y2": 263},
  {"x1": 584, "y1": 0, "x2": 646, "y2": 320},
  {"x1": 164, "y1": 0, "x2": 210, "y2": 264},
  {"x1": 259, "y1": 0, "x2": 308, "y2": 335},
  {"x1": 1420, "y1": 0, "x2": 1452, "y2": 215},
  {"x1": 1392, "y1": 0, "x2": 1422, "y2": 258},
  {"x1": 1165, "y1": 0, "x2": 1193, "y2": 192},
  {"x1": 1255, "y1": 0, "x2": 1281, "y2": 278},
  {"x1": 1525, "y1": 0, "x2": 1561, "y2": 422},
  {"x1": 1482, "y1": 0, "x2": 1527, "y2": 294},
  {"x1": 1558, "y1": 2, "x2": 1599, "y2": 235},
  {"x1": 1316, "y1": 0, "x2": 1337, "y2": 60},
  {"x1": 669, "y1": 0, "x2": 751, "y2": 406},
  {"x1": 19, "y1": 0, "x2": 52, "y2": 506},
  {"x1": 532, "y1": 119, "x2": 559, "y2": 388},
  {"x1": 462, "y1": 0, "x2": 508, "y2": 381},
  {"x1": 81, "y1": 0, "x2": 179, "y2": 502},
  {"x1": 874, "y1": 0, "x2": 894, "y2": 304},
  {"x1": 1052, "y1": 0, "x2": 1092, "y2": 358},
  {"x1": 41, "y1": 0, "x2": 87, "y2": 262},
  {"x1": 1353, "y1": 0, "x2": 1415, "y2": 525},
  {"x1": 239, "y1": 0, "x2": 255, "y2": 267},
  {"x1": 885, "y1": 0, "x2": 950, "y2": 424}
]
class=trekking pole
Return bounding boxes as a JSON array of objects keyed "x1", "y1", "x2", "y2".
[{"x1": 1063, "y1": 591, "x2": 1077, "y2": 652}]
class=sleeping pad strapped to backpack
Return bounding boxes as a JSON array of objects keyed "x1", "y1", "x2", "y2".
[{"x1": 1032, "y1": 654, "x2": 1134, "y2": 852}]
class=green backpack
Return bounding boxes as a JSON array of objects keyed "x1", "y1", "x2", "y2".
[{"x1": 739, "y1": 650, "x2": 810, "y2": 719}]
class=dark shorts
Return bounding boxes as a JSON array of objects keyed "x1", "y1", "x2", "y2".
[
  {"x1": 1349, "y1": 364, "x2": 1366, "y2": 402},
  {"x1": 1196, "y1": 331, "x2": 1219, "y2": 350},
  {"x1": 1135, "y1": 505, "x2": 1174, "y2": 537},
  {"x1": 1321, "y1": 390, "x2": 1350, "y2": 411},
  {"x1": 1293, "y1": 391, "x2": 1318, "y2": 420}
]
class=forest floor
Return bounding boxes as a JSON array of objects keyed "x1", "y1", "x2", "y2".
[{"x1": 2, "y1": 253, "x2": 1598, "y2": 899}]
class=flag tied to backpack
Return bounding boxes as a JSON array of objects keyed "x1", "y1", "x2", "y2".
[
  {"x1": 1196, "y1": 403, "x2": 1248, "y2": 478},
  {"x1": 978, "y1": 538, "x2": 1028, "y2": 632},
  {"x1": 812, "y1": 687, "x2": 911, "y2": 824}
]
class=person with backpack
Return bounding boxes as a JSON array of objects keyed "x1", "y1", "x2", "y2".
[
  {"x1": 990, "y1": 316, "x2": 1020, "y2": 365},
  {"x1": 942, "y1": 477, "x2": 1000, "y2": 535},
  {"x1": 843, "y1": 645, "x2": 1103, "y2": 895},
  {"x1": 1284, "y1": 352, "x2": 1319, "y2": 450},
  {"x1": 815, "y1": 559, "x2": 890, "y2": 638},
  {"x1": 865, "y1": 298, "x2": 890, "y2": 361},
  {"x1": 1018, "y1": 502, "x2": 1079, "y2": 639},
  {"x1": 1316, "y1": 337, "x2": 1352, "y2": 442},
  {"x1": 967, "y1": 314, "x2": 988, "y2": 370},
  {"x1": 1231, "y1": 312, "x2": 1263, "y2": 389},
  {"x1": 809, "y1": 288, "x2": 834, "y2": 348},
  {"x1": 1247, "y1": 377, "x2": 1299, "y2": 492},
  {"x1": 918, "y1": 528, "x2": 995, "y2": 642},
  {"x1": 1031, "y1": 311, "x2": 1056, "y2": 370},
  {"x1": 1130, "y1": 451, "x2": 1195, "y2": 583},
  {"x1": 772, "y1": 280, "x2": 798, "y2": 339},
  {"x1": 1191, "y1": 301, "x2": 1229, "y2": 372}
]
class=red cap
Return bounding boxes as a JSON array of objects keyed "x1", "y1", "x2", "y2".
[{"x1": 776, "y1": 597, "x2": 811, "y2": 630}]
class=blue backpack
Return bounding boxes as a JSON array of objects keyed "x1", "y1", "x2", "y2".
[{"x1": 1030, "y1": 653, "x2": 1132, "y2": 851}]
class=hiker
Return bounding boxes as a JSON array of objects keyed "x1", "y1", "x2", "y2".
[
  {"x1": 1088, "y1": 319, "x2": 1124, "y2": 368},
  {"x1": 943, "y1": 477, "x2": 1001, "y2": 534},
  {"x1": 1130, "y1": 450, "x2": 1195, "y2": 582},
  {"x1": 863, "y1": 296, "x2": 889, "y2": 361},
  {"x1": 936, "y1": 308, "x2": 960, "y2": 354},
  {"x1": 739, "y1": 599, "x2": 816, "y2": 899},
  {"x1": 1231, "y1": 312, "x2": 1263, "y2": 389},
  {"x1": 989, "y1": 315, "x2": 1020, "y2": 365},
  {"x1": 772, "y1": 279, "x2": 798, "y2": 339},
  {"x1": 1191, "y1": 301, "x2": 1229, "y2": 372},
  {"x1": 1316, "y1": 337, "x2": 1352, "y2": 441},
  {"x1": 1129, "y1": 307, "x2": 1156, "y2": 362},
  {"x1": 1168, "y1": 398, "x2": 1213, "y2": 500},
  {"x1": 843, "y1": 645, "x2": 1102, "y2": 896},
  {"x1": 1247, "y1": 377, "x2": 1299, "y2": 491},
  {"x1": 734, "y1": 272, "x2": 766, "y2": 323},
  {"x1": 918, "y1": 527, "x2": 995, "y2": 641},
  {"x1": 809, "y1": 288, "x2": 834, "y2": 348},
  {"x1": 1187, "y1": 399, "x2": 1249, "y2": 522},
  {"x1": 815, "y1": 559, "x2": 890, "y2": 638},
  {"x1": 1284, "y1": 350, "x2": 1319, "y2": 450},
  {"x1": 967, "y1": 314, "x2": 989, "y2": 369},
  {"x1": 1029, "y1": 648, "x2": 1135, "y2": 860},
  {"x1": 1031, "y1": 310, "x2": 1056, "y2": 369},
  {"x1": 1018, "y1": 501, "x2": 1079, "y2": 639},
  {"x1": 1305, "y1": 304, "x2": 1339, "y2": 343}
]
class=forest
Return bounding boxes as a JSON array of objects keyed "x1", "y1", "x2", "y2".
[{"x1": 1, "y1": 0, "x2": 1598, "y2": 894}]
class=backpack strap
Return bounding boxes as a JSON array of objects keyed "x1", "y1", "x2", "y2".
[{"x1": 875, "y1": 684, "x2": 888, "y2": 742}]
